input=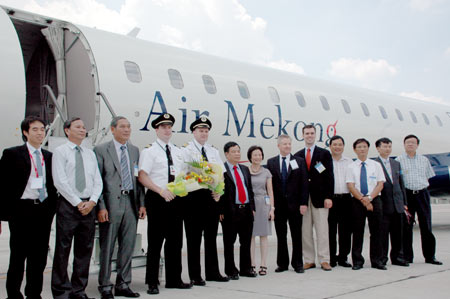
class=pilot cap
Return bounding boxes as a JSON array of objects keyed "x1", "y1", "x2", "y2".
[
  {"x1": 190, "y1": 116, "x2": 212, "y2": 131},
  {"x1": 151, "y1": 113, "x2": 175, "y2": 129}
]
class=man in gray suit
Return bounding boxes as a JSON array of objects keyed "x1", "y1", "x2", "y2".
[
  {"x1": 94, "y1": 116, "x2": 146, "y2": 299},
  {"x1": 375, "y1": 138, "x2": 409, "y2": 267}
]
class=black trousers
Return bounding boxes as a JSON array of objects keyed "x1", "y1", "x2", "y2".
[
  {"x1": 274, "y1": 206, "x2": 303, "y2": 269},
  {"x1": 380, "y1": 211, "x2": 405, "y2": 265},
  {"x1": 6, "y1": 199, "x2": 54, "y2": 299},
  {"x1": 184, "y1": 189, "x2": 222, "y2": 280},
  {"x1": 328, "y1": 194, "x2": 352, "y2": 264},
  {"x1": 221, "y1": 206, "x2": 253, "y2": 276},
  {"x1": 351, "y1": 197, "x2": 382, "y2": 266},
  {"x1": 404, "y1": 189, "x2": 436, "y2": 262},
  {"x1": 51, "y1": 198, "x2": 96, "y2": 299},
  {"x1": 145, "y1": 191, "x2": 184, "y2": 286}
]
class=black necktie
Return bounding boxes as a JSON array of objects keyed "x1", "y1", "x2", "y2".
[
  {"x1": 201, "y1": 147, "x2": 208, "y2": 161},
  {"x1": 166, "y1": 144, "x2": 175, "y2": 183},
  {"x1": 281, "y1": 157, "x2": 288, "y2": 192}
]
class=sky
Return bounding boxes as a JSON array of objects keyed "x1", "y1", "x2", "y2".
[{"x1": 2, "y1": 0, "x2": 450, "y2": 104}]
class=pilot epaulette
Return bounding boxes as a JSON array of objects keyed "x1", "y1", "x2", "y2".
[
  {"x1": 145, "y1": 144, "x2": 152, "y2": 148},
  {"x1": 183, "y1": 143, "x2": 189, "y2": 148}
]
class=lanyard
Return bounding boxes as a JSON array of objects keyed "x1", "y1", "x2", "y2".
[{"x1": 28, "y1": 150, "x2": 44, "y2": 178}]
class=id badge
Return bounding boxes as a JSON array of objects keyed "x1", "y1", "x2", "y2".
[
  {"x1": 134, "y1": 163, "x2": 139, "y2": 177},
  {"x1": 31, "y1": 177, "x2": 44, "y2": 189},
  {"x1": 264, "y1": 195, "x2": 270, "y2": 205},
  {"x1": 315, "y1": 162, "x2": 326, "y2": 173},
  {"x1": 170, "y1": 165, "x2": 176, "y2": 175},
  {"x1": 290, "y1": 159, "x2": 299, "y2": 170}
]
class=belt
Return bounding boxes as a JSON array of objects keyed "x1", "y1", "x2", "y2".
[
  {"x1": 406, "y1": 188, "x2": 425, "y2": 195},
  {"x1": 237, "y1": 204, "x2": 248, "y2": 209},
  {"x1": 333, "y1": 193, "x2": 350, "y2": 199},
  {"x1": 121, "y1": 190, "x2": 133, "y2": 195},
  {"x1": 22, "y1": 198, "x2": 42, "y2": 205}
]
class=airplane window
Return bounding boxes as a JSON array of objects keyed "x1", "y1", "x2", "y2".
[
  {"x1": 237, "y1": 81, "x2": 250, "y2": 99},
  {"x1": 409, "y1": 111, "x2": 418, "y2": 123},
  {"x1": 295, "y1": 91, "x2": 306, "y2": 107},
  {"x1": 422, "y1": 113, "x2": 430, "y2": 125},
  {"x1": 202, "y1": 75, "x2": 217, "y2": 94},
  {"x1": 124, "y1": 61, "x2": 142, "y2": 83},
  {"x1": 395, "y1": 109, "x2": 404, "y2": 121},
  {"x1": 435, "y1": 115, "x2": 443, "y2": 127},
  {"x1": 360, "y1": 103, "x2": 370, "y2": 117},
  {"x1": 168, "y1": 69, "x2": 184, "y2": 89},
  {"x1": 378, "y1": 106, "x2": 388, "y2": 119},
  {"x1": 268, "y1": 87, "x2": 280, "y2": 103},
  {"x1": 341, "y1": 99, "x2": 351, "y2": 114},
  {"x1": 319, "y1": 95, "x2": 330, "y2": 111}
]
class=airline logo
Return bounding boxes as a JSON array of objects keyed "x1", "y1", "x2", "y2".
[{"x1": 140, "y1": 91, "x2": 338, "y2": 147}]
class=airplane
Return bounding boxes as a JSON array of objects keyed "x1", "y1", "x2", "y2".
[{"x1": 1, "y1": 5, "x2": 449, "y2": 193}]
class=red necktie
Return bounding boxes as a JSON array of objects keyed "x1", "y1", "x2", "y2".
[
  {"x1": 306, "y1": 148, "x2": 311, "y2": 170},
  {"x1": 233, "y1": 165, "x2": 247, "y2": 204}
]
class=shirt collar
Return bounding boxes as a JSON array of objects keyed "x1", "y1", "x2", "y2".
[
  {"x1": 67, "y1": 140, "x2": 82, "y2": 151},
  {"x1": 356, "y1": 158, "x2": 368, "y2": 165},
  {"x1": 227, "y1": 161, "x2": 239, "y2": 170},
  {"x1": 306, "y1": 144, "x2": 315, "y2": 152},
  {"x1": 379, "y1": 156, "x2": 390, "y2": 163},
  {"x1": 26, "y1": 142, "x2": 41, "y2": 154},
  {"x1": 113, "y1": 138, "x2": 127, "y2": 149},
  {"x1": 333, "y1": 155, "x2": 349, "y2": 162},
  {"x1": 156, "y1": 138, "x2": 169, "y2": 147},
  {"x1": 193, "y1": 138, "x2": 205, "y2": 150}
]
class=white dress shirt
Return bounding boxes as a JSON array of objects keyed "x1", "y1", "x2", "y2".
[
  {"x1": 52, "y1": 141, "x2": 103, "y2": 206},
  {"x1": 278, "y1": 154, "x2": 291, "y2": 171},
  {"x1": 226, "y1": 161, "x2": 249, "y2": 204},
  {"x1": 346, "y1": 158, "x2": 385, "y2": 196},
  {"x1": 181, "y1": 139, "x2": 226, "y2": 173},
  {"x1": 139, "y1": 138, "x2": 184, "y2": 189},
  {"x1": 332, "y1": 156, "x2": 352, "y2": 194},
  {"x1": 21, "y1": 142, "x2": 48, "y2": 199},
  {"x1": 379, "y1": 156, "x2": 392, "y2": 181},
  {"x1": 113, "y1": 138, "x2": 132, "y2": 174}
]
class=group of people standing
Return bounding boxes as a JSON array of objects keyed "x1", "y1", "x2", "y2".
[{"x1": 0, "y1": 114, "x2": 442, "y2": 299}]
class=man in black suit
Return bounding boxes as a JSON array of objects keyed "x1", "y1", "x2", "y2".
[
  {"x1": 294, "y1": 125, "x2": 334, "y2": 271},
  {"x1": 267, "y1": 134, "x2": 309, "y2": 273},
  {"x1": 375, "y1": 138, "x2": 409, "y2": 267},
  {"x1": 0, "y1": 116, "x2": 57, "y2": 299},
  {"x1": 219, "y1": 141, "x2": 256, "y2": 280}
]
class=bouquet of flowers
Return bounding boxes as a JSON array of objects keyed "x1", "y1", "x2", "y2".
[{"x1": 167, "y1": 158, "x2": 225, "y2": 199}]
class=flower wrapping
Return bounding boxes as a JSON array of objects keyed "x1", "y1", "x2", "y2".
[{"x1": 167, "y1": 159, "x2": 225, "y2": 199}]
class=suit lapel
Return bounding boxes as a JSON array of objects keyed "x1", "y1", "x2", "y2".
[
  {"x1": 287, "y1": 154, "x2": 293, "y2": 177},
  {"x1": 310, "y1": 147, "x2": 320, "y2": 170},
  {"x1": 107, "y1": 141, "x2": 121, "y2": 178},
  {"x1": 21, "y1": 144, "x2": 32, "y2": 176},
  {"x1": 224, "y1": 162, "x2": 235, "y2": 187},
  {"x1": 377, "y1": 157, "x2": 392, "y2": 184},
  {"x1": 273, "y1": 156, "x2": 282, "y2": 180},
  {"x1": 127, "y1": 143, "x2": 138, "y2": 190}
]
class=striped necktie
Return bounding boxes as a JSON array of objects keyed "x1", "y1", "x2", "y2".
[
  {"x1": 34, "y1": 150, "x2": 46, "y2": 202},
  {"x1": 120, "y1": 145, "x2": 133, "y2": 190}
]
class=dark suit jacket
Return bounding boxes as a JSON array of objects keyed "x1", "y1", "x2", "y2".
[
  {"x1": 0, "y1": 144, "x2": 57, "y2": 221},
  {"x1": 94, "y1": 140, "x2": 145, "y2": 218},
  {"x1": 267, "y1": 154, "x2": 309, "y2": 212},
  {"x1": 375, "y1": 157, "x2": 407, "y2": 214},
  {"x1": 219, "y1": 163, "x2": 255, "y2": 218},
  {"x1": 294, "y1": 146, "x2": 334, "y2": 208}
]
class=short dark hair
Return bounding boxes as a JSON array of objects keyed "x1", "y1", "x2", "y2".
[
  {"x1": 110, "y1": 116, "x2": 128, "y2": 128},
  {"x1": 375, "y1": 137, "x2": 392, "y2": 147},
  {"x1": 302, "y1": 124, "x2": 316, "y2": 134},
  {"x1": 21, "y1": 116, "x2": 46, "y2": 142},
  {"x1": 404, "y1": 134, "x2": 420, "y2": 145},
  {"x1": 329, "y1": 135, "x2": 345, "y2": 146},
  {"x1": 63, "y1": 117, "x2": 82, "y2": 137},
  {"x1": 247, "y1": 145, "x2": 264, "y2": 163},
  {"x1": 224, "y1": 141, "x2": 240, "y2": 153},
  {"x1": 353, "y1": 138, "x2": 370, "y2": 149}
]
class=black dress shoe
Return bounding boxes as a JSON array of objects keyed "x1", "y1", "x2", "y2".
[
  {"x1": 206, "y1": 275, "x2": 229, "y2": 282},
  {"x1": 228, "y1": 273, "x2": 239, "y2": 280},
  {"x1": 147, "y1": 285, "x2": 159, "y2": 295},
  {"x1": 371, "y1": 264, "x2": 387, "y2": 270},
  {"x1": 240, "y1": 271, "x2": 257, "y2": 277},
  {"x1": 338, "y1": 261, "x2": 352, "y2": 268},
  {"x1": 115, "y1": 287, "x2": 140, "y2": 298},
  {"x1": 190, "y1": 279, "x2": 206, "y2": 286},
  {"x1": 70, "y1": 295, "x2": 95, "y2": 299},
  {"x1": 294, "y1": 267, "x2": 305, "y2": 273},
  {"x1": 275, "y1": 267, "x2": 288, "y2": 272},
  {"x1": 352, "y1": 264, "x2": 363, "y2": 270},
  {"x1": 392, "y1": 260, "x2": 410, "y2": 267},
  {"x1": 165, "y1": 282, "x2": 192, "y2": 289},
  {"x1": 330, "y1": 261, "x2": 337, "y2": 267},
  {"x1": 425, "y1": 258, "x2": 443, "y2": 265},
  {"x1": 101, "y1": 291, "x2": 114, "y2": 299}
]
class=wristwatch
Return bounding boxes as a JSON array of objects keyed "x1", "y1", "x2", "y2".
[{"x1": 367, "y1": 195, "x2": 373, "y2": 201}]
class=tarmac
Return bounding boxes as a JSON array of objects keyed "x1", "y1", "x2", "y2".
[{"x1": 1, "y1": 203, "x2": 449, "y2": 299}]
